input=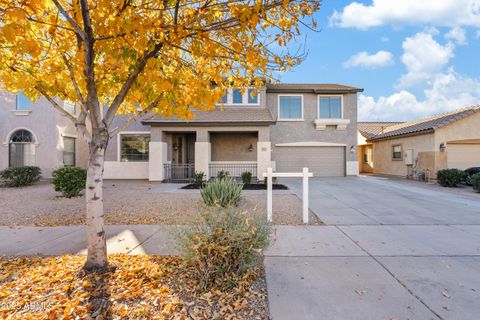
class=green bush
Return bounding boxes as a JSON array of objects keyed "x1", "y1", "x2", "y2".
[
  {"x1": 216, "y1": 170, "x2": 229, "y2": 180},
  {"x1": 52, "y1": 166, "x2": 87, "y2": 198},
  {"x1": 0, "y1": 166, "x2": 41, "y2": 187},
  {"x1": 436, "y1": 168, "x2": 466, "y2": 187},
  {"x1": 263, "y1": 176, "x2": 278, "y2": 185},
  {"x1": 193, "y1": 171, "x2": 206, "y2": 188},
  {"x1": 177, "y1": 208, "x2": 271, "y2": 290},
  {"x1": 201, "y1": 177, "x2": 243, "y2": 207},
  {"x1": 241, "y1": 171, "x2": 252, "y2": 185},
  {"x1": 472, "y1": 173, "x2": 480, "y2": 193}
]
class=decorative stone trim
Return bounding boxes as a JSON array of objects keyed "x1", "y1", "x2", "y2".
[
  {"x1": 314, "y1": 119, "x2": 350, "y2": 130},
  {"x1": 10, "y1": 110, "x2": 32, "y2": 116}
]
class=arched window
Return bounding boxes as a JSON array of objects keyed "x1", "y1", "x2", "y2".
[{"x1": 9, "y1": 129, "x2": 35, "y2": 167}]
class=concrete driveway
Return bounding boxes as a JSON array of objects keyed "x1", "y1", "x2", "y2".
[{"x1": 265, "y1": 176, "x2": 480, "y2": 320}]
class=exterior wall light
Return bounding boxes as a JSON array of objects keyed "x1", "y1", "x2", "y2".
[
  {"x1": 350, "y1": 145, "x2": 355, "y2": 153},
  {"x1": 248, "y1": 144, "x2": 254, "y2": 152},
  {"x1": 439, "y1": 143, "x2": 446, "y2": 152}
]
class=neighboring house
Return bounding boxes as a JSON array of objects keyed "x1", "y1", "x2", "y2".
[
  {"x1": 357, "y1": 121, "x2": 403, "y2": 173},
  {"x1": 104, "y1": 83, "x2": 363, "y2": 181},
  {"x1": 358, "y1": 106, "x2": 480, "y2": 178},
  {"x1": 0, "y1": 90, "x2": 88, "y2": 178}
]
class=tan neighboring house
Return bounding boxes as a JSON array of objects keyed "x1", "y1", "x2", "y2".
[
  {"x1": 357, "y1": 106, "x2": 480, "y2": 178},
  {"x1": 0, "y1": 90, "x2": 88, "y2": 178},
  {"x1": 104, "y1": 83, "x2": 364, "y2": 181}
]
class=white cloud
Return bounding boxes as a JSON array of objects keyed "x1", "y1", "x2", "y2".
[
  {"x1": 343, "y1": 50, "x2": 394, "y2": 69},
  {"x1": 359, "y1": 70, "x2": 480, "y2": 121},
  {"x1": 380, "y1": 36, "x2": 390, "y2": 42},
  {"x1": 330, "y1": 0, "x2": 480, "y2": 30},
  {"x1": 397, "y1": 32, "x2": 454, "y2": 88},
  {"x1": 445, "y1": 26, "x2": 468, "y2": 44}
]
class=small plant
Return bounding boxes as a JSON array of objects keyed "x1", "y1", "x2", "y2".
[
  {"x1": 216, "y1": 170, "x2": 229, "y2": 180},
  {"x1": 52, "y1": 166, "x2": 87, "y2": 198},
  {"x1": 241, "y1": 171, "x2": 252, "y2": 185},
  {"x1": 0, "y1": 166, "x2": 41, "y2": 187},
  {"x1": 193, "y1": 171, "x2": 206, "y2": 188},
  {"x1": 472, "y1": 173, "x2": 480, "y2": 193},
  {"x1": 177, "y1": 207, "x2": 271, "y2": 290},
  {"x1": 201, "y1": 177, "x2": 243, "y2": 207},
  {"x1": 436, "y1": 168, "x2": 466, "y2": 187}
]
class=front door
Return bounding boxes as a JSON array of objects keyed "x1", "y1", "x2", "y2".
[{"x1": 172, "y1": 135, "x2": 185, "y2": 164}]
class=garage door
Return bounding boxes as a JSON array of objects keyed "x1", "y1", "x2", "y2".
[
  {"x1": 274, "y1": 146, "x2": 346, "y2": 176},
  {"x1": 448, "y1": 144, "x2": 480, "y2": 170}
]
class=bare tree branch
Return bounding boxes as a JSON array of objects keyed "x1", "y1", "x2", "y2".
[
  {"x1": 51, "y1": 0, "x2": 86, "y2": 40},
  {"x1": 62, "y1": 54, "x2": 86, "y2": 105},
  {"x1": 34, "y1": 85, "x2": 78, "y2": 123}
]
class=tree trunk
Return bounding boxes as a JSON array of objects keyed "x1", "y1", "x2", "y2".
[{"x1": 83, "y1": 130, "x2": 109, "y2": 271}]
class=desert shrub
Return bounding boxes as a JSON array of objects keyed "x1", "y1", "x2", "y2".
[
  {"x1": 201, "y1": 177, "x2": 243, "y2": 207},
  {"x1": 263, "y1": 176, "x2": 278, "y2": 185},
  {"x1": 472, "y1": 173, "x2": 480, "y2": 193},
  {"x1": 52, "y1": 166, "x2": 87, "y2": 198},
  {"x1": 178, "y1": 208, "x2": 271, "y2": 290},
  {"x1": 436, "y1": 168, "x2": 466, "y2": 187},
  {"x1": 0, "y1": 166, "x2": 41, "y2": 187},
  {"x1": 216, "y1": 170, "x2": 229, "y2": 180},
  {"x1": 241, "y1": 171, "x2": 252, "y2": 185},
  {"x1": 193, "y1": 171, "x2": 206, "y2": 188}
]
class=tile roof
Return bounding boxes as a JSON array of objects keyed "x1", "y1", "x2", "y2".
[
  {"x1": 358, "y1": 122, "x2": 404, "y2": 139},
  {"x1": 142, "y1": 107, "x2": 275, "y2": 126},
  {"x1": 368, "y1": 106, "x2": 480, "y2": 141},
  {"x1": 266, "y1": 83, "x2": 364, "y2": 93}
]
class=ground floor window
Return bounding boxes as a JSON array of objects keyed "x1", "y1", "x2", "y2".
[
  {"x1": 120, "y1": 134, "x2": 150, "y2": 161},
  {"x1": 392, "y1": 145, "x2": 402, "y2": 160},
  {"x1": 9, "y1": 129, "x2": 35, "y2": 167},
  {"x1": 63, "y1": 137, "x2": 76, "y2": 166}
]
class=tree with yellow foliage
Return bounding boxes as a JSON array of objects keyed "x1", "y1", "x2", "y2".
[{"x1": 0, "y1": 0, "x2": 319, "y2": 271}]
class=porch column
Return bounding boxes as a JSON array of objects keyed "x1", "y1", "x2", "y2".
[
  {"x1": 195, "y1": 142, "x2": 211, "y2": 180},
  {"x1": 257, "y1": 141, "x2": 271, "y2": 180},
  {"x1": 149, "y1": 141, "x2": 168, "y2": 181}
]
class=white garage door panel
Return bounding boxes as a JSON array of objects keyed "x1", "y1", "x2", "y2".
[
  {"x1": 448, "y1": 144, "x2": 480, "y2": 170},
  {"x1": 275, "y1": 146, "x2": 345, "y2": 176}
]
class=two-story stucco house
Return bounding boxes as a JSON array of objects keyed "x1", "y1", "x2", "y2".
[
  {"x1": 103, "y1": 83, "x2": 363, "y2": 181},
  {"x1": 0, "y1": 90, "x2": 88, "y2": 177}
]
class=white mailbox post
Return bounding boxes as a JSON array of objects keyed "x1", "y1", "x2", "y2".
[{"x1": 263, "y1": 167, "x2": 313, "y2": 224}]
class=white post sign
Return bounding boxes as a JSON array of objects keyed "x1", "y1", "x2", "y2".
[{"x1": 263, "y1": 167, "x2": 313, "y2": 224}]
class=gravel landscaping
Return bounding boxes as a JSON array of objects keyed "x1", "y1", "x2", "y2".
[{"x1": 0, "y1": 181, "x2": 321, "y2": 227}]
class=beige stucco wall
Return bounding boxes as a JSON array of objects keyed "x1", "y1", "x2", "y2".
[
  {"x1": 371, "y1": 133, "x2": 436, "y2": 177},
  {"x1": 210, "y1": 132, "x2": 258, "y2": 161}
]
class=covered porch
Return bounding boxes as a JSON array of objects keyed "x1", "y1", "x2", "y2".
[{"x1": 149, "y1": 126, "x2": 271, "y2": 182}]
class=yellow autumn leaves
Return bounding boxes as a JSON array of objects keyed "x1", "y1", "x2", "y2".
[{"x1": 0, "y1": 0, "x2": 319, "y2": 120}]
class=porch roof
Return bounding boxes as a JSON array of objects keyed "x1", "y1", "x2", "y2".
[{"x1": 141, "y1": 107, "x2": 275, "y2": 126}]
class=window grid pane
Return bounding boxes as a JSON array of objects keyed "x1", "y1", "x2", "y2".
[
  {"x1": 279, "y1": 96, "x2": 302, "y2": 119},
  {"x1": 16, "y1": 91, "x2": 30, "y2": 110},
  {"x1": 232, "y1": 89, "x2": 243, "y2": 104},
  {"x1": 319, "y1": 97, "x2": 342, "y2": 119},
  {"x1": 121, "y1": 135, "x2": 150, "y2": 162},
  {"x1": 247, "y1": 89, "x2": 258, "y2": 104},
  {"x1": 63, "y1": 137, "x2": 76, "y2": 166}
]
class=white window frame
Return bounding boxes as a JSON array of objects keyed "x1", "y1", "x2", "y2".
[
  {"x1": 117, "y1": 131, "x2": 151, "y2": 162},
  {"x1": 217, "y1": 87, "x2": 261, "y2": 106},
  {"x1": 317, "y1": 95, "x2": 343, "y2": 120},
  {"x1": 278, "y1": 94, "x2": 304, "y2": 121}
]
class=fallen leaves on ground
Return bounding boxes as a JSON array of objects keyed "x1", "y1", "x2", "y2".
[{"x1": 0, "y1": 254, "x2": 268, "y2": 319}]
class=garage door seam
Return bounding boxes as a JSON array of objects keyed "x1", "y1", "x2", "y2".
[{"x1": 335, "y1": 225, "x2": 444, "y2": 320}]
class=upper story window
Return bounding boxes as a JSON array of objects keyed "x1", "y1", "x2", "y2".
[
  {"x1": 232, "y1": 89, "x2": 243, "y2": 104},
  {"x1": 278, "y1": 95, "x2": 303, "y2": 121},
  {"x1": 16, "y1": 91, "x2": 30, "y2": 110},
  {"x1": 319, "y1": 96, "x2": 342, "y2": 119},
  {"x1": 392, "y1": 145, "x2": 402, "y2": 160},
  {"x1": 247, "y1": 89, "x2": 258, "y2": 104},
  {"x1": 217, "y1": 88, "x2": 260, "y2": 105},
  {"x1": 120, "y1": 134, "x2": 150, "y2": 162},
  {"x1": 63, "y1": 136, "x2": 76, "y2": 166},
  {"x1": 63, "y1": 101, "x2": 76, "y2": 114}
]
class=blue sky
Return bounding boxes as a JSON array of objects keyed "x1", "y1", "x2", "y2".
[{"x1": 279, "y1": 0, "x2": 480, "y2": 121}]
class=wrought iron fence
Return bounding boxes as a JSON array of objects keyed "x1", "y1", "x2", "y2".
[
  {"x1": 209, "y1": 162, "x2": 257, "y2": 178},
  {"x1": 163, "y1": 163, "x2": 195, "y2": 182}
]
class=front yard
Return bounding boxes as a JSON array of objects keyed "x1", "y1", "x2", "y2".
[{"x1": 0, "y1": 180, "x2": 320, "y2": 227}]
